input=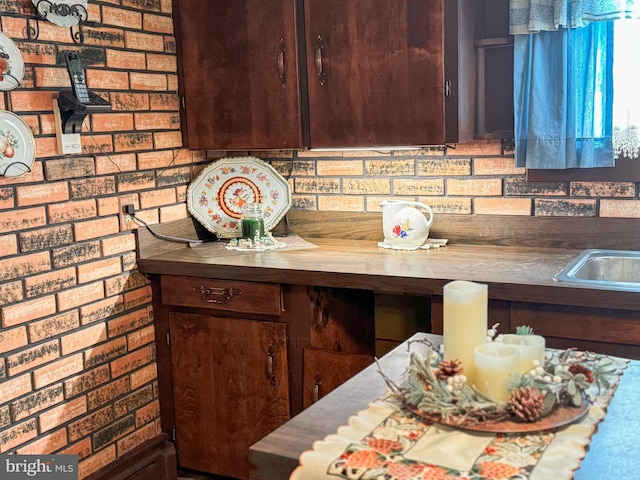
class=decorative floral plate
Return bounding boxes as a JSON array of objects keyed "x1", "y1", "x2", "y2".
[
  {"x1": 187, "y1": 156, "x2": 292, "y2": 238},
  {"x1": 0, "y1": 32, "x2": 24, "y2": 91},
  {"x1": 0, "y1": 111, "x2": 36, "y2": 177}
]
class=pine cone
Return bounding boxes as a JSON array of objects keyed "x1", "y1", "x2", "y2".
[
  {"x1": 568, "y1": 363, "x2": 594, "y2": 383},
  {"x1": 435, "y1": 359, "x2": 464, "y2": 380},
  {"x1": 508, "y1": 386, "x2": 546, "y2": 422}
]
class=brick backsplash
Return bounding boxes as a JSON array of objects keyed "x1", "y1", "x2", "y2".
[{"x1": 0, "y1": 1, "x2": 638, "y2": 478}]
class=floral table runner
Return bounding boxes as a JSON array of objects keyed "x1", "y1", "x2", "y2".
[{"x1": 290, "y1": 355, "x2": 628, "y2": 480}]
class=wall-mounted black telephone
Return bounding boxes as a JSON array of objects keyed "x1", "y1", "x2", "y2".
[{"x1": 57, "y1": 51, "x2": 111, "y2": 134}]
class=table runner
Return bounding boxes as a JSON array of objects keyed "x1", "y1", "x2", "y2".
[{"x1": 291, "y1": 354, "x2": 628, "y2": 480}]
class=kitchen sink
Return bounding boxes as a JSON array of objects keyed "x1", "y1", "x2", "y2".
[{"x1": 555, "y1": 249, "x2": 640, "y2": 291}]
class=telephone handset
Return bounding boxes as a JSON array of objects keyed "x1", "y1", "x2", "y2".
[
  {"x1": 57, "y1": 51, "x2": 111, "y2": 134},
  {"x1": 65, "y1": 51, "x2": 91, "y2": 103}
]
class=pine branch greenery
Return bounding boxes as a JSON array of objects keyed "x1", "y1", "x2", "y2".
[{"x1": 378, "y1": 340, "x2": 620, "y2": 427}]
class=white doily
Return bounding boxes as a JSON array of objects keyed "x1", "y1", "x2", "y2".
[{"x1": 377, "y1": 238, "x2": 448, "y2": 251}]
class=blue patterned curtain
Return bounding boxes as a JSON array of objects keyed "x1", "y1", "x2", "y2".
[{"x1": 510, "y1": 1, "x2": 640, "y2": 168}]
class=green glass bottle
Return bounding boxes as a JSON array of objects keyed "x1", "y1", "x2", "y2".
[{"x1": 241, "y1": 203, "x2": 265, "y2": 240}]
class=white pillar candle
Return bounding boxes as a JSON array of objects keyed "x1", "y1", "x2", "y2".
[
  {"x1": 474, "y1": 343, "x2": 519, "y2": 402},
  {"x1": 443, "y1": 280, "x2": 488, "y2": 388},
  {"x1": 498, "y1": 334, "x2": 546, "y2": 375}
]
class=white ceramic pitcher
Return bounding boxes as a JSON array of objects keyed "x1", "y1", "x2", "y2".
[{"x1": 380, "y1": 200, "x2": 434, "y2": 248}]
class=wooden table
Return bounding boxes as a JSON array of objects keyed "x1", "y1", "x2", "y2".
[{"x1": 249, "y1": 333, "x2": 640, "y2": 480}]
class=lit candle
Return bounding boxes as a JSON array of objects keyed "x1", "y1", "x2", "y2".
[
  {"x1": 443, "y1": 280, "x2": 488, "y2": 388},
  {"x1": 474, "y1": 343, "x2": 519, "y2": 402},
  {"x1": 498, "y1": 334, "x2": 546, "y2": 375}
]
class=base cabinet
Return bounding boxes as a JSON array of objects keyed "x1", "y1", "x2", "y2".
[{"x1": 169, "y1": 312, "x2": 290, "y2": 479}]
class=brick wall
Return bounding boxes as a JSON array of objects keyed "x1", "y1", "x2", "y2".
[{"x1": 0, "y1": 1, "x2": 636, "y2": 479}]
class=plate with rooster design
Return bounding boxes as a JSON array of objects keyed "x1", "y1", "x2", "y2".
[{"x1": 187, "y1": 156, "x2": 292, "y2": 238}]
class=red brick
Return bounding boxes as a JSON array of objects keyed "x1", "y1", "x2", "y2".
[
  {"x1": 136, "y1": 149, "x2": 175, "y2": 169},
  {"x1": 143, "y1": 13, "x2": 174, "y2": 33},
  {"x1": 95, "y1": 153, "x2": 137, "y2": 174},
  {"x1": 78, "y1": 444, "x2": 116, "y2": 478},
  {"x1": 39, "y1": 396, "x2": 87, "y2": 432},
  {"x1": 0, "y1": 234, "x2": 17, "y2": 257},
  {"x1": 110, "y1": 92, "x2": 150, "y2": 111},
  {"x1": 135, "y1": 399, "x2": 160, "y2": 427},
  {"x1": 0, "y1": 162, "x2": 45, "y2": 186},
  {"x1": 106, "y1": 271, "x2": 148, "y2": 297},
  {"x1": 16, "y1": 427, "x2": 67, "y2": 454},
  {"x1": 570, "y1": 181, "x2": 636, "y2": 198},
  {"x1": 74, "y1": 217, "x2": 120, "y2": 241},
  {"x1": 534, "y1": 199, "x2": 597, "y2": 217},
  {"x1": 18, "y1": 224, "x2": 74, "y2": 252},
  {"x1": 48, "y1": 199, "x2": 97, "y2": 224},
  {"x1": 474, "y1": 157, "x2": 524, "y2": 175},
  {"x1": 111, "y1": 345, "x2": 154, "y2": 378},
  {"x1": 114, "y1": 132, "x2": 154, "y2": 152},
  {"x1": 117, "y1": 171, "x2": 156, "y2": 192},
  {"x1": 40, "y1": 114, "x2": 57, "y2": 135},
  {"x1": 80, "y1": 296, "x2": 125, "y2": 325},
  {"x1": 29, "y1": 311, "x2": 80, "y2": 343},
  {"x1": 15, "y1": 183, "x2": 69, "y2": 207},
  {"x1": 34, "y1": 66, "x2": 69, "y2": 88},
  {"x1": 122, "y1": 251, "x2": 138, "y2": 272},
  {"x1": 64, "y1": 365, "x2": 111, "y2": 398},
  {"x1": 0, "y1": 374, "x2": 32, "y2": 404},
  {"x1": 35, "y1": 136, "x2": 60, "y2": 158},
  {"x1": 91, "y1": 113, "x2": 135, "y2": 132},
  {"x1": 97, "y1": 196, "x2": 120, "y2": 217},
  {"x1": 61, "y1": 323, "x2": 108, "y2": 356},
  {"x1": 0, "y1": 419, "x2": 37, "y2": 453},
  {"x1": 106, "y1": 49, "x2": 146, "y2": 70},
  {"x1": 114, "y1": 385, "x2": 154, "y2": 418},
  {"x1": 102, "y1": 5, "x2": 143, "y2": 28},
  {"x1": 92, "y1": 415, "x2": 136, "y2": 451},
  {"x1": 60, "y1": 437, "x2": 92, "y2": 460},
  {"x1": 85, "y1": 337, "x2": 128, "y2": 369},
  {"x1": 0, "y1": 326, "x2": 28, "y2": 355},
  {"x1": 102, "y1": 233, "x2": 136, "y2": 257},
  {"x1": 475, "y1": 198, "x2": 532, "y2": 215},
  {"x1": 107, "y1": 309, "x2": 151, "y2": 338},
  {"x1": 10, "y1": 91, "x2": 56, "y2": 112},
  {"x1": 145, "y1": 53, "x2": 177, "y2": 72},
  {"x1": 153, "y1": 130, "x2": 182, "y2": 149},
  {"x1": 57, "y1": 282, "x2": 105, "y2": 311},
  {"x1": 12, "y1": 42, "x2": 56, "y2": 65},
  {"x1": 11, "y1": 384, "x2": 64, "y2": 421},
  {"x1": 0, "y1": 282, "x2": 23, "y2": 306},
  {"x1": 134, "y1": 111, "x2": 174, "y2": 130},
  {"x1": 33, "y1": 354, "x2": 84, "y2": 389},
  {"x1": 124, "y1": 285, "x2": 153, "y2": 310},
  {"x1": 68, "y1": 406, "x2": 114, "y2": 442},
  {"x1": 24, "y1": 267, "x2": 77, "y2": 298},
  {"x1": 52, "y1": 241, "x2": 102, "y2": 268},
  {"x1": 117, "y1": 421, "x2": 158, "y2": 456},
  {"x1": 0, "y1": 187, "x2": 14, "y2": 210},
  {"x1": 2, "y1": 295, "x2": 57, "y2": 327},
  {"x1": 139, "y1": 188, "x2": 176, "y2": 209},
  {"x1": 86, "y1": 69, "x2": 129, "y2": 90},
  {"x1": 87, "y1": 376, "x2": 130, "y2": 410},
  {"x1": 160, "y1": 203, "x2": 188, "y2": 223},
  {"x1": 0, "y1": 251, "x2": 51, "y2": 282},
  {"x1": 124, "y1": 31, "x2": 165, "y2": 51},
  {"x1": 127, "y1": 325, "x2": 155, "y2": 351},
  {"x1": 0, "y1": 206, "x2": 47, "y2": 232},
  {"x1": 600, "y1": 199, "x2": 640, "y2": 218},
  {"x1": 446, "y1": 178, "x2": 503, "y2": 196},
  {"x1": 44, "y1": 157, "x2": 96, "y2": 180},
  {"x1": 149, "y1": 92, "x2": 179, "y2": 110},
  {"x1": 81, "y1": 134, "x2": 114, "y2": 154},
  {"x1": 70, "y1": 177, "x2": 117, "y2": 199},
  {"x1": 130, "y1": 362, "x2": 157, "y2": 390},
  {"x1": 77, "y1": 257, "x2": 122, "y2": 283},
  {"x1": 451, "y1": 139, "x2": 502, "y2": 155}
]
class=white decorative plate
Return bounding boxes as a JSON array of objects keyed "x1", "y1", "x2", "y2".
[
  {"x1": 187, "y1": 156, "x2": 292, "y2": 238},
  {"x1": 0, "y1": 32, "x2": 24, "y2": 91},
  {"x1": 32, "y1": 0, "x2": 88, "y2": 27},
  {"x1": 0, "y1": 111, "x2": 36, "y2": 177}
]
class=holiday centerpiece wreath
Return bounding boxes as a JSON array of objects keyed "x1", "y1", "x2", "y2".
[{"x1": 378, "y1": 326, "x2": 620, "y2": 433}]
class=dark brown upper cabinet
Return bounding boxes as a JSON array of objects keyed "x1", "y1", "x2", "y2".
[
  {"x1": 173, "y1": 0, "x2": 302, "y2": 150},
  {"x1": 173, "y1": 0, "x2": 476, "y2": 150}
]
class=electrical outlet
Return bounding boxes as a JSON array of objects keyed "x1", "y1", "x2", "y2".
[{"x1": 118, "y1": 195, "x2": 137, "y2": 231}]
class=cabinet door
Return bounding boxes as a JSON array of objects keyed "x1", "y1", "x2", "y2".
[
  {"x1": 303, "y1": 0, "x2": 446, "y2": 148},
  {"x1": 169, "y1": 312, "x2": 290, "y2": 480},
  {"x1": 174, "y1": 0, "x2": 301, "y2": 150}
]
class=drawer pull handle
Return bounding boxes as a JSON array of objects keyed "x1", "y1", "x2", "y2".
[
  {"x1": 315, "y1": 34, "x2": 326, "y2": 86},
  {"x1": 278, "y1": 38, "x2": 287, "y2": 87},
  {"x1": 267, "y1": 345, "x2": 276, "y2": 387},
  {"x1": 312, "y1": 372, "x2": 322, "y2": 403},
  {"x1": 192, "y1": 285, "x2": 241, "y2": 304}
]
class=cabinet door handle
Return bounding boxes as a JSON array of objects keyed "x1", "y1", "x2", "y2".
[
  {"x1": 192, "y1": 285, "x2": 241, "y2": 304},
  {"x1": 315, "y1": 34, "x2": 326, "y2": 86},
  {"x1": 312, "y1": 372, "x2": 322, "y2": 403},
  {"x1": 278, "y1": 38, "x2": 287, "y2": 87},
  {"x1": 267, "y1": 344, "x2": 277, "y2": 387}
]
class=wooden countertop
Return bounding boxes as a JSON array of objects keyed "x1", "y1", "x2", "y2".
[
  {"x1": 136, "y1": 216, "x2": 640, "y2": 311},
  {"x1": 249, "y1": 333, "x2": 640, "y2": 480}
]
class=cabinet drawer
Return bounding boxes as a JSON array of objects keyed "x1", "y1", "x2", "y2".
[{"x1": 160, "y1": 276, "x2": 282, "y2": 316}]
